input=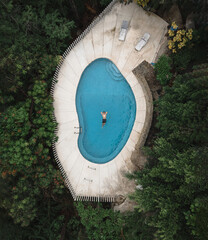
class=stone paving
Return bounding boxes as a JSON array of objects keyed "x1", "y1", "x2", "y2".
[{"x1": 53, "y1": 1, "x2": 168, "y2": 201}]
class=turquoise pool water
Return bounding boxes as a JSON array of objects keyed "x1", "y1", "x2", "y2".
[{"x1": 76, "y1": 58, "x2": 136, "y2": 164}]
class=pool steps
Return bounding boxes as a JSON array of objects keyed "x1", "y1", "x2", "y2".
[
  {"x1": 51, "y1": 1, "x2": 168, "y2": 202},
  {"x1": 105, "y1": 62, "x2": 124, "y2": 81}
]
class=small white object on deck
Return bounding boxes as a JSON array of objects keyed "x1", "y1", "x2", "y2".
[
  {"x1": 135, "y1": 33, "x2": 150, "y2": 51},
  {"x1": 119, "y1": 20, "x2": 129, "y2": 41}
]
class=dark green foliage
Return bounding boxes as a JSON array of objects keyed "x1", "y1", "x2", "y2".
[
  {"x1": 67, "y1": 217, "x2": 83, "y2": 239},
  {"x1": 132, "y1": 64, "x2": 208, "y2": 239},
  {"x1": 156, "y1": 72, "x2": 208, "y2": 146},
  {"x1": 155, "y1": 55, "x2": 172, "y2": 86},
  {"x1": 0, "y1": 208, "x2": 27, "y2": 240},
  {"x1": 123, "y1": 210, "x2": 155, "y2": 240},
  {"x1": 171, "y1": 48, "x2": 192, "y2": 73},
  {"x1": 185, "y1": 196, "x2": 208, "y2": 240},
  {"x1": 75, "y1": 202, "x2": 156, "y2": 240},
  {"x1": 100, "y1": 0, "x2": 113, "y2": 6},
  {"x1": 170, "y1": 29, "x2": 208, "y2": 73},
  {"x1": 21, "y1": 200, "x2": 66, "y2": 240},
  {"x1": 147, "y1": 0, "x2": 173, "y2": 13},
  {"x1": 75, "y1": 202, "x2": 124, "y2": 240},
  {"x1": 193, "y1": 63, "x2": 208, "y2": 70},
  {"x1": 0, "y1": 0, "x2": 76, "y2": 237}
]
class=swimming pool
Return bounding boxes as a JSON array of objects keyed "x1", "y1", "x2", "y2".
[{"x1": 76, "y1": 58, "x2": 136, "y2": 164}]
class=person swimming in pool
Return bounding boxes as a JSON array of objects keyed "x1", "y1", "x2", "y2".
[{"x1": 101, "y1": 111, "x2": 108, "y2": 128}]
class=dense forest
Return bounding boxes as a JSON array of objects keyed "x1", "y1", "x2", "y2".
[{"x1": 0, "y1": 0, "x2": 208, "y2": 239}]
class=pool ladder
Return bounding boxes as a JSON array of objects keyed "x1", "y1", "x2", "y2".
[{"x1": 74, "y1": 126, "x2": 82, "y2": 134}]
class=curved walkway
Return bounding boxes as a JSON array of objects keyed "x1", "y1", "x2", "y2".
[{"x1": 52, "y1": 1, "x2": 168, "y2": 201}]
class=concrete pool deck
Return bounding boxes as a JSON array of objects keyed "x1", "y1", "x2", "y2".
[{"x1": 52, "y1": 1, "x2": 168, "y2": 202}]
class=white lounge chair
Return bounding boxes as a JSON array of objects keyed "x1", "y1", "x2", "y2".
[
  {"x1": 135, "y1": 33, "x2": 150, "y2": 51},
  {"x1": 119, "y1": 20, "x2": 129, "y2": 41}
]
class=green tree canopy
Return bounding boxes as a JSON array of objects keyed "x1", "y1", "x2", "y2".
[{"x1": 131, "y1": 63, "x2": 208, "y2": 239}]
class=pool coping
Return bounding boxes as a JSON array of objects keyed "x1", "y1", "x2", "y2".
[{"x1": 130, "y1": 61, "x2": 154, "y2": 168}]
